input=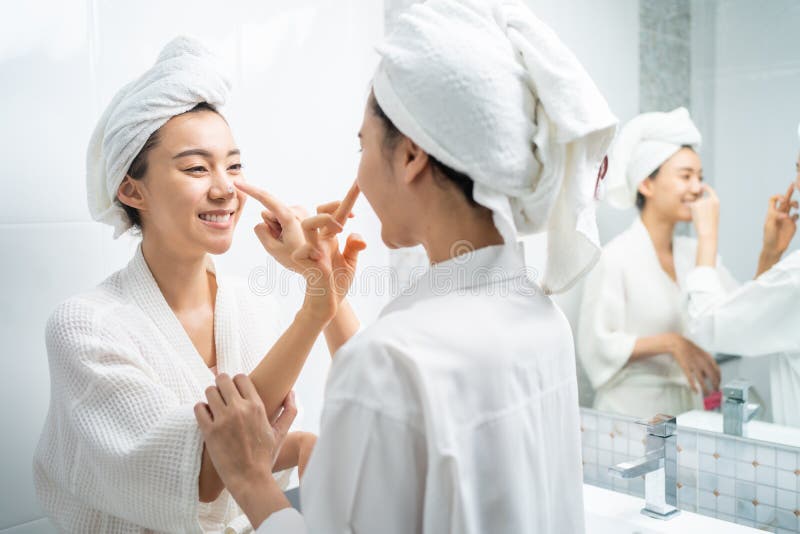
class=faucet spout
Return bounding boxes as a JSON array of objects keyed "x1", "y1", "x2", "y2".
[
  {"x1": 608, "y1": 452, "x2": 663, "y2": 479},
  {"x1": 608, "y1": 414, "x2": 680, "y2": 521}
]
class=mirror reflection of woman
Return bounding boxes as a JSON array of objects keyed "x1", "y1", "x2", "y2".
[
  {"x1": 684, "y1": 132, "x2": 799, "y2": 427},
  {"x1": 578, "y1": 108, "x2": 729, "y2": 419},
  {"x1": 33, "y1": 37, "x2": 364, "y2": 533}
]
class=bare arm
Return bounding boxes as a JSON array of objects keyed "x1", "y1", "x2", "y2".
[
  {"x1": 323, "y1": 299, "x2": 360, "y2": 357},
  {"x1": 628, "y1": 333, "x2": 679, "y2": 362},
  {"x1": 756, "y1": 184, "x2": 797, "y2": 278},
  {"x1": 629, "y1": 332, "x2": 720, "y2": 395},
  {"x1": 199, "y1": 306, "x2": 330, "y2": 502}
]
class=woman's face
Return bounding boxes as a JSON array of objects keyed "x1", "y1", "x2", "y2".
[
  {"x1": 134, "y1": 110, "x2": 246, "y2": 255},
  {"x1": 639, "y1": 147, "x2": 703, "y2": 223},
  {"x1": 355, "y1": 99, "x2": 418, "y2": 249}
]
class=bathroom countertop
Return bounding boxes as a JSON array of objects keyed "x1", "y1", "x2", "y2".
[
  {"x1": 678, "y1": 409, "x2": 800, "y2": 448},
  {"x1": 584, "y1": 484, "x2": 761, "y2": 533}
]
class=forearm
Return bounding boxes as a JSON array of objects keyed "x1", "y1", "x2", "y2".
[
  {"x1": 323, "y1": 299, "x2": 359, "y2": 357},
  {"x1": 199, "y1": 444, "x2": 225, "y2": 503},
  {"x1": 229, "y1": 471, "x2": 291, "y2": 530},
  {"x1": 755, "y1": 248, "x2": 782, "y2": 278},
  {"x1": 695, "y1": 235, "x2": 718, "y2": 268},
  {"x1": 271, "y1": 432, "x2": 301, "y2": 473},
  {"x1": 628, "y1": 333, "x2": 677, "y2": 363},
  {"x1": 250, "y1": 306, "x2": 330, "y2": 419}
]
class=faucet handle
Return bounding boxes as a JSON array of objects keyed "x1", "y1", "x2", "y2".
[
  {"x1": 636, "y1": 414, "x2": 677, "y2": 438},
  {"x1": 723, "y1": 379, "x2": 750, "y2": 402}
]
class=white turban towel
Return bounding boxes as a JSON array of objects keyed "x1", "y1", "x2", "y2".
[
  {"x1": 604, "y1": 107, "x2": 702, "y2": 210},
  {"x1": 86, "y1": 36, "x2": 231, "y2": 238},
  {"x1": 372, "y1": 0, "x2": 618, "y2": 294}
]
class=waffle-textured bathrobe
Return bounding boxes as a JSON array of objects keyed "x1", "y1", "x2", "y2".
[{"x1": 34, "y1": 244, "x2": 284, "y2": 533}]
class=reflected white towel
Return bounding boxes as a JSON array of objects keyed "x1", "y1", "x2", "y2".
[
  {"x1": 86, "y1": 36, "x2": 231, "y2": 238},
  {"x1": 372, "y1": 0, "x2": 617, "y2": 294},
  {"x1": 604, "y1": 107, "x2": 701, "y2": 209}
]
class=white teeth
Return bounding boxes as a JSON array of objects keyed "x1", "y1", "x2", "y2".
[{"x1": 199, "y1": 213, "x2": 232, "y2": 223}]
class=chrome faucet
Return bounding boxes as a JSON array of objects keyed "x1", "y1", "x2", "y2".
[
  {"x1": 722, "y1": 379, "x2": 760, "y2": 437},
  {"x1": 608, "y1": 414, "x2": 680, "y2": 520}
]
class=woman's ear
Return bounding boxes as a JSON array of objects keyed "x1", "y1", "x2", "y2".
[
  {"x1": 637, "y1": 176, "x2": 655, "y2": 201},
  {"x1": 400, "y1": 137, "x2": 429, "y2": 185},
  {"x1": 117, "y1": 175, "x2": 145, "y2": 210}
]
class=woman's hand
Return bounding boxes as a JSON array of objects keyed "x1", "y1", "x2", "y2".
[
  {"x1": 761, "y1": 183, "x2": 798, "y2": 262},
  {"x1": 195, "y1": 375, "x2": 296, "y2": 527},
  {"x1": 311, "y1": 181, "x2": 367, "y2": 304},
  {"x1": 690, "y1": 183, "x2": 720, "y2": 240},
  {"x1": 235, "y1": 181, "x2": 352, "y2": 323},
  {"x1": 667, "y1": 333, "x2": 721, "y2": 396},
  {"x1": 234, "y1": 181, "x2": 309, "y2": 274},
  {"x1": 690, "y1": 184, "x2": 720, "y2": 267}
]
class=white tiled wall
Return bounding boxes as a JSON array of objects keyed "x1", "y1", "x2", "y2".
[
  {"x1": 2, "y1": 0, "x2": 641, "y2": 532},
  {"x1": 0, "y1": 1, "x2": 384, "y2": 531},
  {"x1": 691, "y1": 0, "x2": 800, "y2": 283},
  {"x1": 582, "y1": 408, "x2": 800, "y2": 532}
]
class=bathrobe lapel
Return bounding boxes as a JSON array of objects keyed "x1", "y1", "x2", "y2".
[{"x1": 124, "y1": 244, "x2": 242, "y2": 383}]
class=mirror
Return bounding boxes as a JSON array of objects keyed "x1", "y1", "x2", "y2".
[{"x1": 567, "y1": 0, "x2": 800, "y2": 449}]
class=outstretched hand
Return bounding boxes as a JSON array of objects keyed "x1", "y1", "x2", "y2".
[{"x1": 763, "y1": 182, "x2": 798, "y2": 258}]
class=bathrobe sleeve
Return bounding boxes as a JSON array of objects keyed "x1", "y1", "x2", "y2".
[
  {"x1": 577, "y1": 251, "x2": 638, "y2": 389},
  {"x1": 256, "y1": 401, "x2": 427, "y2": 534},
  {"x1": 685, "y1": 251, "x2": 800, "y2": 355},
  {"x1": 41, "y1": 301, "x2": 206, "y2": 532}
]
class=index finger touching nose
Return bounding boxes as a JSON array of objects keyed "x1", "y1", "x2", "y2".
[
  {"x1": 235, "y1": 181, "x2": 291, "y2": 219},
  {"x1": 333, "y1": 180, "x2": 360, "y2": 225},
  {"x1": 783, "y1": 182, "x2": 796, "y2": 209},
  {"x1": 701, "y1": 183, "x2": 719, "y2": 200}
]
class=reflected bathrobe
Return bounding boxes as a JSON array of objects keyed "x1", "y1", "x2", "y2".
[
  {"x1": 577, "y1": 218, "x2": 738, "y2": 419},
  {"x1": 33, "y1": 245, "x2": 285, "y2": 533},
  {"x1": 685, "y1": 250, "x2": 800, "y2": 427},
  {"x1": 257, "y1": 244, "x2": 586, "y2": 534}
]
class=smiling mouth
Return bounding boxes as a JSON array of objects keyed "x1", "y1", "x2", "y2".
[{"x1": 198, "y1": 211, "x2": 235, "y2": 223}]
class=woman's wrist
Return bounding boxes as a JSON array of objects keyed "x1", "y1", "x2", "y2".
[
  {"x1": 757, "y1": 247, "x2": 782, "y2": 276},
  {"x1": 695, "y1": 236, "x2": 718, "y2": 267},
  {"x1": 662, "y1": 332, "x2": 682, "y2": 354},
  {"x1": 228, "y1": 470, "x2": 290, "y2": 529},
  {"x1": 297, "y1": 298, "x2": 336, "y2": 329}
]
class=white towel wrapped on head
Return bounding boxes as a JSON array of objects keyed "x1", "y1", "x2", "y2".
[
  {"x1": 372, "y1": 0, "x2": 617, "y2": 294},
  {"x1": 604, "y1": 107, "x2": 701, "y2": 210},
  {"x1": 86, "y1": 36, "x2": 231, "y2": 238}
]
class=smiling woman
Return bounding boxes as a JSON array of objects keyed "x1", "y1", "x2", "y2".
[
  {"x1": 32, "y1": 36, "x2": 361, "y2": 533},
  {"x1": 116, "y1": 102, "x2": 246, "y2": 255},
  {"x1": 578, "y1": 108, "x2": 734, "y2": 420}
]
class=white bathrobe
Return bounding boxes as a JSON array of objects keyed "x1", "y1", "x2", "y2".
[
  {"x1": 34, "y1": 244, "x2": 284, "y2": 533},
  {"x1": 256, "y1": 244, "x2": 586, "y2": 534},
  {"x1": 685, "y1": 250, "x2": 800, "y2": 427},
  {"x1": 577, "y1": 218, "x2": 738, "y2": 419}
]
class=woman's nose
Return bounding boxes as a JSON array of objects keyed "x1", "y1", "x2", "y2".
[{"x1": 210, "y1": 171, "x2": 235, "y2": 199}]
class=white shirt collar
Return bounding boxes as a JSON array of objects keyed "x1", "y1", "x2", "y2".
[{"x1": 380, "y1": 243, "x2": 533, "y2": 317}]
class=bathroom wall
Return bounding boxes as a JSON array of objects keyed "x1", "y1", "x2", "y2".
[
  {"x1": 2, "y1": 1, "x2": 639, "y2": 532},
  {"x1": 690, "y1": 0, "x2": 800, "y2": 283},
  {"x1": 0, "y1": 1, "x2": 384, "y2": 532},
  {"x1": 582, "y1": 408, "x2": 800, "y2": 532}
]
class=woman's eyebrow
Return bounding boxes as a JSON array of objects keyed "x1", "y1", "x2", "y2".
[{"x1": 173, "y1": 148, "x2": 241, "y2": 159}]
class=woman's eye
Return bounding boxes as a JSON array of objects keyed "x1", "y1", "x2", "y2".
[
  {"x1": 229, "y1": 163, "x2": 243, "y2": 171},
  {"x1": 186, "y1": 166, "x2": 207, "y2": 173}
]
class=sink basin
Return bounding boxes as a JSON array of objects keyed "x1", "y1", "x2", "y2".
[
  {"x1": 583, "y1": 484, "x2": 760, "y2": 533},
  {"x1": 677, "y1": 409, "x2": 800, "y2": 448}
]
